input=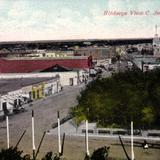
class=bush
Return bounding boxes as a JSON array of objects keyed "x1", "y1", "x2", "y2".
[
  {"x1": 0, "y1": 147, "x2": 31, "y2": 160},
  {"x1": 71, "y1": 69, "x2": 160, "y2": 129},
  {"x1": 91, "y1": 146, "x2": 110, "y2": 160},
  {"x1": 42, "y1": 152, "x2": 67, "y2": 160}
]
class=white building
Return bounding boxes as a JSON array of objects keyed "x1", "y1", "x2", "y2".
[
  {"x1": 143, "y1": 63, "x2": 160, "y2": 71},
  {"x1": 0, "y1": 70, "x2": 89, "y2": 86},
  {"x1": 26, "y1": 50, "x2": 74, "y2": 58},
  {"x1": 0, "y1": 76, "x2": 61, "y2": 117},
  {"x1": 153, "y1": 25, "x2": 160, "y2": 56}
]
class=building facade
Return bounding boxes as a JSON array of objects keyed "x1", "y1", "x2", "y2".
[
  {"x1": 153, "y1": 25, "x2": 160, "y2": 56},
  {"x1": 0, "y1": 76, "x2": 61, "y2": 117},
  {"x1": 0, "y1": 70, "x2": 89, "y2": 86},
  {"x1": 75, "y1": 47, "x2": 116, "y2": 60}
]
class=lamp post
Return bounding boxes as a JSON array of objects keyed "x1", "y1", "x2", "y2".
[
  {"x1": 85, "y1": 107, "x2": 90, "y2": 156},
  {"x1": 131, "y1": 121, "x2": 135, "y2": 160},
  {"x1": 57, "y1": 111, "x2": 61, "y2": 155},
  {"x1": 32, "y1": 110, "x2": 36, "y2": 160},
  {"x1": 6, "y1": 116, "x2": 9, "y2": 149}
]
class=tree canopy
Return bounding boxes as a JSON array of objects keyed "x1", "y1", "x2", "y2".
[{"x1": 71, "y1": 69, "x2": 160, "y2": 129}]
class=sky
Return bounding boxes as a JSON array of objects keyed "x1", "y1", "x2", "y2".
[{"x1": 0, "y1": 0, "x2": 160, "y2": 41}]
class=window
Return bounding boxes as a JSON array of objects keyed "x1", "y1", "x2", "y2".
[
  {"x1": 29, "y1": 92, "x2": 32, "y2": 100},
  {"x1": 37, "y1": 90, "x2": 40, "y2": 99},
  {"x1": 14, "y1": 99, "x2": 17, "y2": 107},
  {"x1": 2, "y1": 102, "x2": 9, "y2": 115},
  {"x1": 69, "y1": 78, "x2": 74, "y2": 86},
  {"x1": 32, "y1": 91, "x2": 36, "y2": 99}
]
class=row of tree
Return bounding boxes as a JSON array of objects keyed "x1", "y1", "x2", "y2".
[{"x1": 71, "y1": 68, "x2": 160, "y2": 129}]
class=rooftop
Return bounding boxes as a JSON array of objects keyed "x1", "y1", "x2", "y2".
[
  {"x1": 40, "y1": 64, "x2": 72, "y2": 72},
  {"x1": 0, "y1": 76, "x2": 59, "y2": 95},
  {"x1": 2, "y1": 56, "x2": 89, "y2": 60}
]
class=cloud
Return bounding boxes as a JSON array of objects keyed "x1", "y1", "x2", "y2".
[{"x1": 0, "y1": 0, "x2": 159, "y2": 41}]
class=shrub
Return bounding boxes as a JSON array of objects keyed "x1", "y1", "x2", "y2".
[{"x1": 0, "y1": 147, "x2": 31, "y2": 160}]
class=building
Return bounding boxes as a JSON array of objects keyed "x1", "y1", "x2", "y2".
[
  {"x1": 143, "y1": 62, "x2": 160, "y2": 71},
  {"x1": 153, "y1": 25, "x2": 160, "y2": 56},
  {"x1": 75, "y1": 47, "x2": 116, "y2": 60},
  {"x1": 26, "y1": 50, "x2": 74, "y2": 58},
  {"x1": 0, "y1": 56, "x2": 92, "y2": 73},
  {"x1": 0, "y1": 76, "x2": 61, "y2": 117},
  {"x1": 128, "y1": 54, "x2": 157, "y2": 70},
  {"x1": 0, "y1": 48, "x2": 11, "y2": 57},
  {"x1": 0, "y1": 69, "x2": 89, "y2": 86}
]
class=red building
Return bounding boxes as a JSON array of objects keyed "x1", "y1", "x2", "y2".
[{"x1": 0, "y1": 56, "x2": 92, "y2": 73}]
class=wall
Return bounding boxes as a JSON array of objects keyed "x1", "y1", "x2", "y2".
[
  {"x1": 0, "y1": 97, "x2": 4, "y2": 116},
  {"x1": 0, "y1": 89, "x2": 22, "y2": 116},
  {"x1": 0, "y1": 71, "x2": 89, "y2": 86},
  {"x1": 75, "y1": 47, "x2": 115, "y2": 60},
  {"x1": 31, "y1": 83, "x2": 45, "y2": 99},
  {"x1": 0, "y1": 77, "x2": 61, "y2": 115},
  {"x1": 30, "y1": 79, "x2": 61, "y2": 100}
]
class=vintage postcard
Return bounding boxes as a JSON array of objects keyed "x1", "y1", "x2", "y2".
[{"x1": 0, "y1": 1, "x2": 160, "y2": 160}]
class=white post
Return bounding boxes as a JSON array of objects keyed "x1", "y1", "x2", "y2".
[
  {"x1": 57, "y1": 111, "x2": 61, "y2": 154},
  {"x1": 6, "y1": 116, "x2": 9, "y2": 149},
  {"x1": 32, "y1": 110, "x2": 36, "y2": 158},
  {"x1": 131, "y1": 121, "x2": 135, "y2": 160},
  {"x1": 86, "y1": 120, "x2": 89, "y2": 156}
]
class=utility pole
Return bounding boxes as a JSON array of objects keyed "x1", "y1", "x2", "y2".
[
  {"x1": 6, "y1": 116, "x2": 10, "y2": 149},
  {"x1": 85, "y1": 119, "x2": 89, "y2": 156},
  {"x1": 32, "y1": 110, "x2": 36, "y2": 160},
  {"x1": 57, "y1": 111, "x2": 61, "y2": 155},
  {"x1": 131, "y1": 121, "x2": 135, "y2": 160}
]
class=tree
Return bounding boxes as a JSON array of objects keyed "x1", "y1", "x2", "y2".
[
  {"x1": 141, "y1": 107, "x2": 155, "y2": 129},
  {"x1": 71, "y1": 69, "x2": 160, "y2": 129}
]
